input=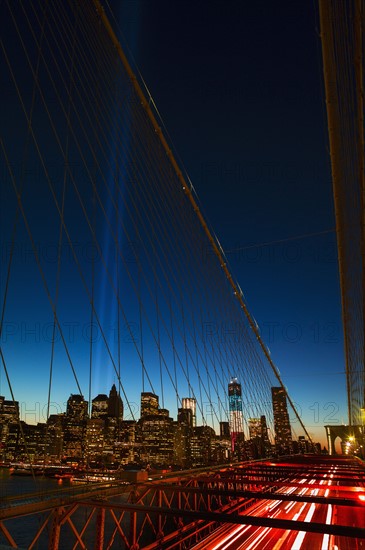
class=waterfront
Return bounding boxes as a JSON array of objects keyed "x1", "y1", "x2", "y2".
[
  {"x1": 0, "y1": 468, "x2": 132, "y2": 549},
  {"x1": 0, "y1": 466, "x2": 66, "y2": 498},
  {"x1": 0, "y1": 468, "x2": 76, "y2": 548}
]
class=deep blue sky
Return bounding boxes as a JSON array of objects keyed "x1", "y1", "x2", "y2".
[
  {"x1": 0, "y1": 0, "x2": 346, "y2": 448},
  {"x1": 112, "y1": 0, "x2": 346, "y2": 444}
]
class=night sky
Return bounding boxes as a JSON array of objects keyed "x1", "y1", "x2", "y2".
[
  {"x1": 0, "y1": 0, "x2": 346, "y2": 448},
  {"x1": 112, "y1": 0, "x2": 346, "y2": 444}
]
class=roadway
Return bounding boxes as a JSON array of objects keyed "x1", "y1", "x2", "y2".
[{"x1": 192, "y1": 461, "x2": 365, "y2": 550}]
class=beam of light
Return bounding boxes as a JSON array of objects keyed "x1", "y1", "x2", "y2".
[
  {"x1": 325, "y1": 503, "x2": 332, "y2": 525},
  {"x1": 293, "y1": 502, "x2": 307, "y2": 521},
  {"x1": 321, "y1": 504, "x2": 333, "y2": 549},
  {"x1": 285, "y1": 501, "x2": 296, "y2": 513},
  {"x1": 210, "y1": 524, "x2": 251, "y2": 550},
  {"x1": 290, "y1": 503, "x2": 316, "y2": 549},
  {"x1": 267, "y1": 499, "x2": 282, "y2": 512},
  {"x1": 94, "y1": 0, "x2": 141, "y2": 392},
  {"x1": 241, "y1": 527, "x2": 270, "y2": 550}
]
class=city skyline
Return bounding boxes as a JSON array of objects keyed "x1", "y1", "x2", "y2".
[
  {"x1": 0, "y1": 383, "x2": 271, "y2": 435},
  {"x1": 0, "y1": 381, "x2": 320, "y2": 468}
]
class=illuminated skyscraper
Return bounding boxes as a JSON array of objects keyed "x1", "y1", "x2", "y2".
[
  {"x1": 140, "y1": 392, "x2": 159, "y2": 418},
  {"x1": 181, "y1": 397, "x2": 196, "y2": 427},
  {"x1": 65, "y1": 394, "x2": 88, "y2": 422},
  {"x1": 271, "y1": 387, "x2": 292, "y2": 454},
  {"x1": 0, "y1": 396, "x2": 19, "y2": 456},
  {"x1": 174, "y1": 408, "x2": 193, "y2": 467},
  {"x1": 139, "y1": 393, "x2": 174, "y2": 465},
  {"x1": 91, "y1": 394, "x2": 109, "y2": 420},
  {"x1": 248, "y1": 415, "x2": 271, "y2": 458},
  {"x1": 63, "y1": 394, "x2": 88, "y2": 457},
  {"x1": 260, "y1": 415, "x2": 271, "y2": 451},
  {"x1": 228, "y1": 378, "x2": 244, "y2": 451},
  {"x1": 248, "y1": 418, "x2": 261, "y2": 439}
]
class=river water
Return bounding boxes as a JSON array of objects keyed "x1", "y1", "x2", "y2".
[
  {"x1": 0, "y1": 468, "x2": 133, "y2": 549},
  {"x1": 0, "y1": 466, "x2": 61, "y2": 497}
]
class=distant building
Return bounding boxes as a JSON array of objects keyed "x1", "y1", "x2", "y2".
[
  {"x1": 297, "y1": 435, "x2": 310, "y2": 454},
  {"x1": 228, "y1": 378, "x2": 244, "y2": 454},
  {"x1": 220, "y1": 421, "x2": 230, "y2": 439},
  {"x1": 86, "y1": 418, "x2": 105, "y2": 458},
  {"x1": 108, "y1": 384, "x2": 123, "y2": 421},
  {"x1": 139, "y1": 393, "x2": 174, "y2": 465},
  {"x1": 181, "y1": 397, "x2": 196, "y2": 427},
  {"x1": 0, "y1": 396, "x2": 19, "y2": 422},
  {"x1": 248, "y1": 418, "x2": 262, "y2": 439},
  {"x1": 91, "y1": 394, "x2": 109, "y2": 420},
  {"x1": 248, "y1": 416, "x2": 271, "y2": 458},
  {"x1": 140, "y1": 392, "x2": 159, "y2": 418},
  {"x1": 217, "y1": 422, "x2": 231, "y2": 463},
  {"x1": 46, "y1": 414, "x2": 64, "y2": 459},
  {"x1": 66, "y1": 394, "x2": 88, "y2": 419},
  {"x1": 174, "y1": 408, "x2": 193, "y2": 467},
  {"x1": 139, "y1": 413, "x2": 174, "y2": 466},
  {"x1": 103, "y1": 385, "x2": 124, "y2": 454},
  {"x1": 190, "y1": 426, "x2": 216, "y2": 466},
  {"x1": 271, "y1": 387, "x2": 292, "y2": 454},
  {"x1": 6, "y1": 422, "x2": 47, "y2": 461},
  {"x1": 260, "y1": 415, "x2": 272, "y2": 455},
  {"x1": 0, "y1": 396, "x2": 19, "y2": 459},
  {"x1": 63, "y1": 394, "x2": 88, "y2": 458},
  {"x1": 118, "y1": 420, "x2": 139, "y2": 464}
]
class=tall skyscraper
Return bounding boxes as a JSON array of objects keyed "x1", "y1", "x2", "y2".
[
  {"x1": 91, "y1": 394, "x2": 109, "y2": 420},
  {"x1": 0, "y1": 396, "x2": 19, "y2": 453},
  {"x1": 260, "y1": 415, "x2": 271, "y2": 451},
  {"x1": 248, "y1": 415, "x2": 271, "y2": 458},
  {"x1": 140, "y1": 392, "x2": 159, "y2": 418},
  {"x1": 219, "y1": 421, "x2": 230, "y2": 438},
  {"x1": 174, "y1": 408, "x2": 194, "y2": 467},
  {"x1": 181, "y1": 397, "x2": 196, "y2": 427},
  {"x1": 228, "y1": 378, "x2": 244, "y2": 451},
  {"x1": 66, "y1": 394, "x2": 88, "y2": 420},
  {"x1": 248, "y1": 418, "x2": 262, "y2": 439},
  {"x1": 271, "y1": 387, "x2": 292, "y2": 454},
  {"x1": 108, "y1": 384, "x2": 123, "y2": 421},
  {"x1": 139, "y1": 394, "x2": 174, "y2": 465},
  {"x1": 63, "y1": 394, "x2": 88, "y2": 457}
]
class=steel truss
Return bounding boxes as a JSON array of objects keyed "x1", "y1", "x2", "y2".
[{"x1": 1, "y1": 459, "x2": 365, "y2": 549}]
